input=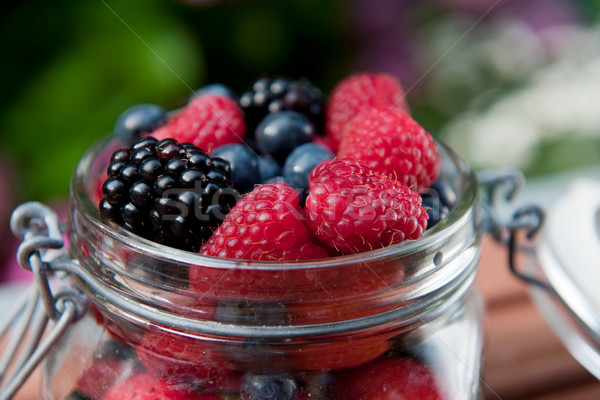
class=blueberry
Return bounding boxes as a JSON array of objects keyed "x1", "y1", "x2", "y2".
[
  {"x1": 190, "y1": 83, "x2": 236, "y2": 100},
  {"x1": 421, "y1": 178, "x2": 456, "y2": 229},
  {"x1": 96, "y1": 338, "x2": 137, "y2": 360},
  {"x1": 114, "y1": 104, "x2": 167, "y2": 145},
  {"x1": 431, "y1": 178, "x2": 458, "y2": 209},
  {"x1": 262, "y1": 176, "x2": 308, "y2": 206},
  {"x1": 282, "y1": 143, "x2": 334, "y2": 191},
  {"x1": 258, "y1": 156, "x2": 282, "y2": 183},
  {"x1": 211, "y1": 144, "x2": 260, "y2": 193},
  {"x1": 255, "y1": 111, "x2": 315, "y2": 163},
  {"x1": 65, "y1": 390, "x2": 93, "y2": 400},
  {"x1": 262, "y1": 176, "x2": 287, "y2": 185},
  {"x1": 241, "y1": 372, "x2": 298, "y2": 400}
]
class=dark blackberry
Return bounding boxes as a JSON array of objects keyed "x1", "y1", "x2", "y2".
[
  {"x1": 99, "y1": 137, "x2": 240, "y2": 252},
  {"x1": 239, "y1": 76, "x2": 325, "y2": 136}
]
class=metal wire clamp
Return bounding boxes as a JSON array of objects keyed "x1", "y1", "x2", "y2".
[{"x1": 0, "y1": 202, "x2": 87, "y2": 400}]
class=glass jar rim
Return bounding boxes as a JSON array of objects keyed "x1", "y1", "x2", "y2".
[
  {"x1": 69, "y1": 136, "x2": 479, "y2": 271},
  {"x1": 66, "y1": 135, "x2": 482, "y2": 338}
]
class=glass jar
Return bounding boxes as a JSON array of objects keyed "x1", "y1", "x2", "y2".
[
  {"x1": 41, "y1": 136, "x2": 484, "y2": 400},
  {"x1": 508, "y1": 178, "x2": 600, "y2": 381}
]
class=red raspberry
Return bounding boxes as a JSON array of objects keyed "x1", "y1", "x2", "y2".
[
  {"x1": 338, "y1": 107, "x2": 441, "y2": 191},
  {"x1": 298, "y1": 390, "x2": 311, "y2": 400},
  {"x1": 329, "y1": 356, "x2": 443, "y2": 400},
  {"x1": 103, "y1": 372, "x2": 221, "y2": 400},
  {"x1": 152, "y1": 94, "x2": 246, "y2": 153},
  {"x1": 284, "y1": 334, "x2": 393, "y2": 371},
  {"x1": 198, "y1": 182, "x2": 329, "y2": 261},
  {"x1": 76, "y1": 356, "x2": 139, "y2": 400},
  {"x1": 136, "y1": 331, "x2": 240, "y2": 392},
  {"x1": 325, "y1": 72, "x2": 408, "y2": 151},
  {"x1": 305, "y1": 158, "x2": 427, "y2": 254}
]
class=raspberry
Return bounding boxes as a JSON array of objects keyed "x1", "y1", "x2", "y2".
[
  {"x1": 136, "y1": 331, "x2": 240, "y2": 393},
  {"x1": 198, "y1": 182, "x2": 329, "y2": 261},
  {"x1": 305, "y1": 158, "x2": 427, "y2": 254},
  {"x1": 284, "y1": 335, "x2": 393, "y2": 371},
  {"x1": 328, "y1": 356, "x2": 443, "y2": 400},
  {"x1": 98, "y1": 136, "x2": 237, "y2": 252},
  {"x1": 75, "y1": 354, "x2": 139, "y2": 400},
  {"x1": 337, "y1": 107, "x2": 441, "y2": 191},
  {"x1": 152, "y1": 94, "x2": 246, "y2": 153},
  {"x1": 102, "y1": 372, "x2": 221, "y2": 400},
  {"x1": 189, "y1": 182, "x2": 330, "y2": 306},
  {"x1": 325, "y1": 72, "x2": 408, "y2": 151}
]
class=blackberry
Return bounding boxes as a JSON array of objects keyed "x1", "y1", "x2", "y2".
[
  {"x1": 239, "y1": 76, "x2": 325, "y2": 136},
  {"x1": 99, "y1": 137, "x2": 239, "y2": 252}
]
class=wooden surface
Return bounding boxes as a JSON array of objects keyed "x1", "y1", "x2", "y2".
[
  {"x1": 7, "y1": 237, "x2": 600, "y2": 399},
  {"x1": 478, "y1": 237, "x2": 600, "y2": 399}
]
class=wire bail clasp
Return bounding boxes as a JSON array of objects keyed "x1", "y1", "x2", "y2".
[
  {"x1": 0, "y1": 202, "x2": 86, "y2": 400},
  {"x1": 477, "y1": 169, "x2": 554, "y2": 292},
  {"x1": 478, "y1": 167, "x2": 526, "y2": 243},
  {"x1": 506, "y1": 205, "x2": 554, "y2": 292}
]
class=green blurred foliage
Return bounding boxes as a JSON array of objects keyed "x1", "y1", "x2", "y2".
[
  {"x1": 0, "y1": 0, "x2": 349, "y2": 202},
  {"x1": 0, "y1": 0, "x2": 204, "y2": 201},
  {"x1": 3, "y1": 0, "x2": 599, "y2": 204}
]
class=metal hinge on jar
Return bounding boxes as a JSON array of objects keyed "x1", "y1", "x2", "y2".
[
  {"x1": 481, "y1": 173, "x2": 600, "y2": 379},
  {"x1": 477, "y1": 168, "x2": 552, "y2": 291},
  {"x1": 0, "y1": 202, "x2": 87, "y2": 400}
]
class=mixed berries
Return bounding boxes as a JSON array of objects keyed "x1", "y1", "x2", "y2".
[
  {"x1": 197, "y1": 182, "x2": 329, "y2": 261},
  {"x1": 239, "y1": 77, "x2": 325, "y2": 136},
  {"x1": 90, "y1": 72, "x2": 454, "y2": 399},
  {"x1": 100, "y1": 72, "x2": 446, "y2": 258}
]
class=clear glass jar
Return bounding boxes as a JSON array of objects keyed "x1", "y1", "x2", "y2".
[{"x1": 42, "y1": 136, "x2": 484, "y2": 400}]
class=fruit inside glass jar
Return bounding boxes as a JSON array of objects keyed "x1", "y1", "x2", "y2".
[{"x1": 58, "y1": 72, "x2": 483, "y2": 400}]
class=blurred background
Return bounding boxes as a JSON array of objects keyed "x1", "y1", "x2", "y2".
[
  {"x1": 3, "y1": 3, "x2": 600, "y2": 399},
  {"x1": 1, "y1": 0, "x2": 600, "y2": 280}
]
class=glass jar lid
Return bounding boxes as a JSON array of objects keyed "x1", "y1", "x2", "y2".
[{"x1": 533, "y1": 178, "x2": 600, "y2": 378}]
